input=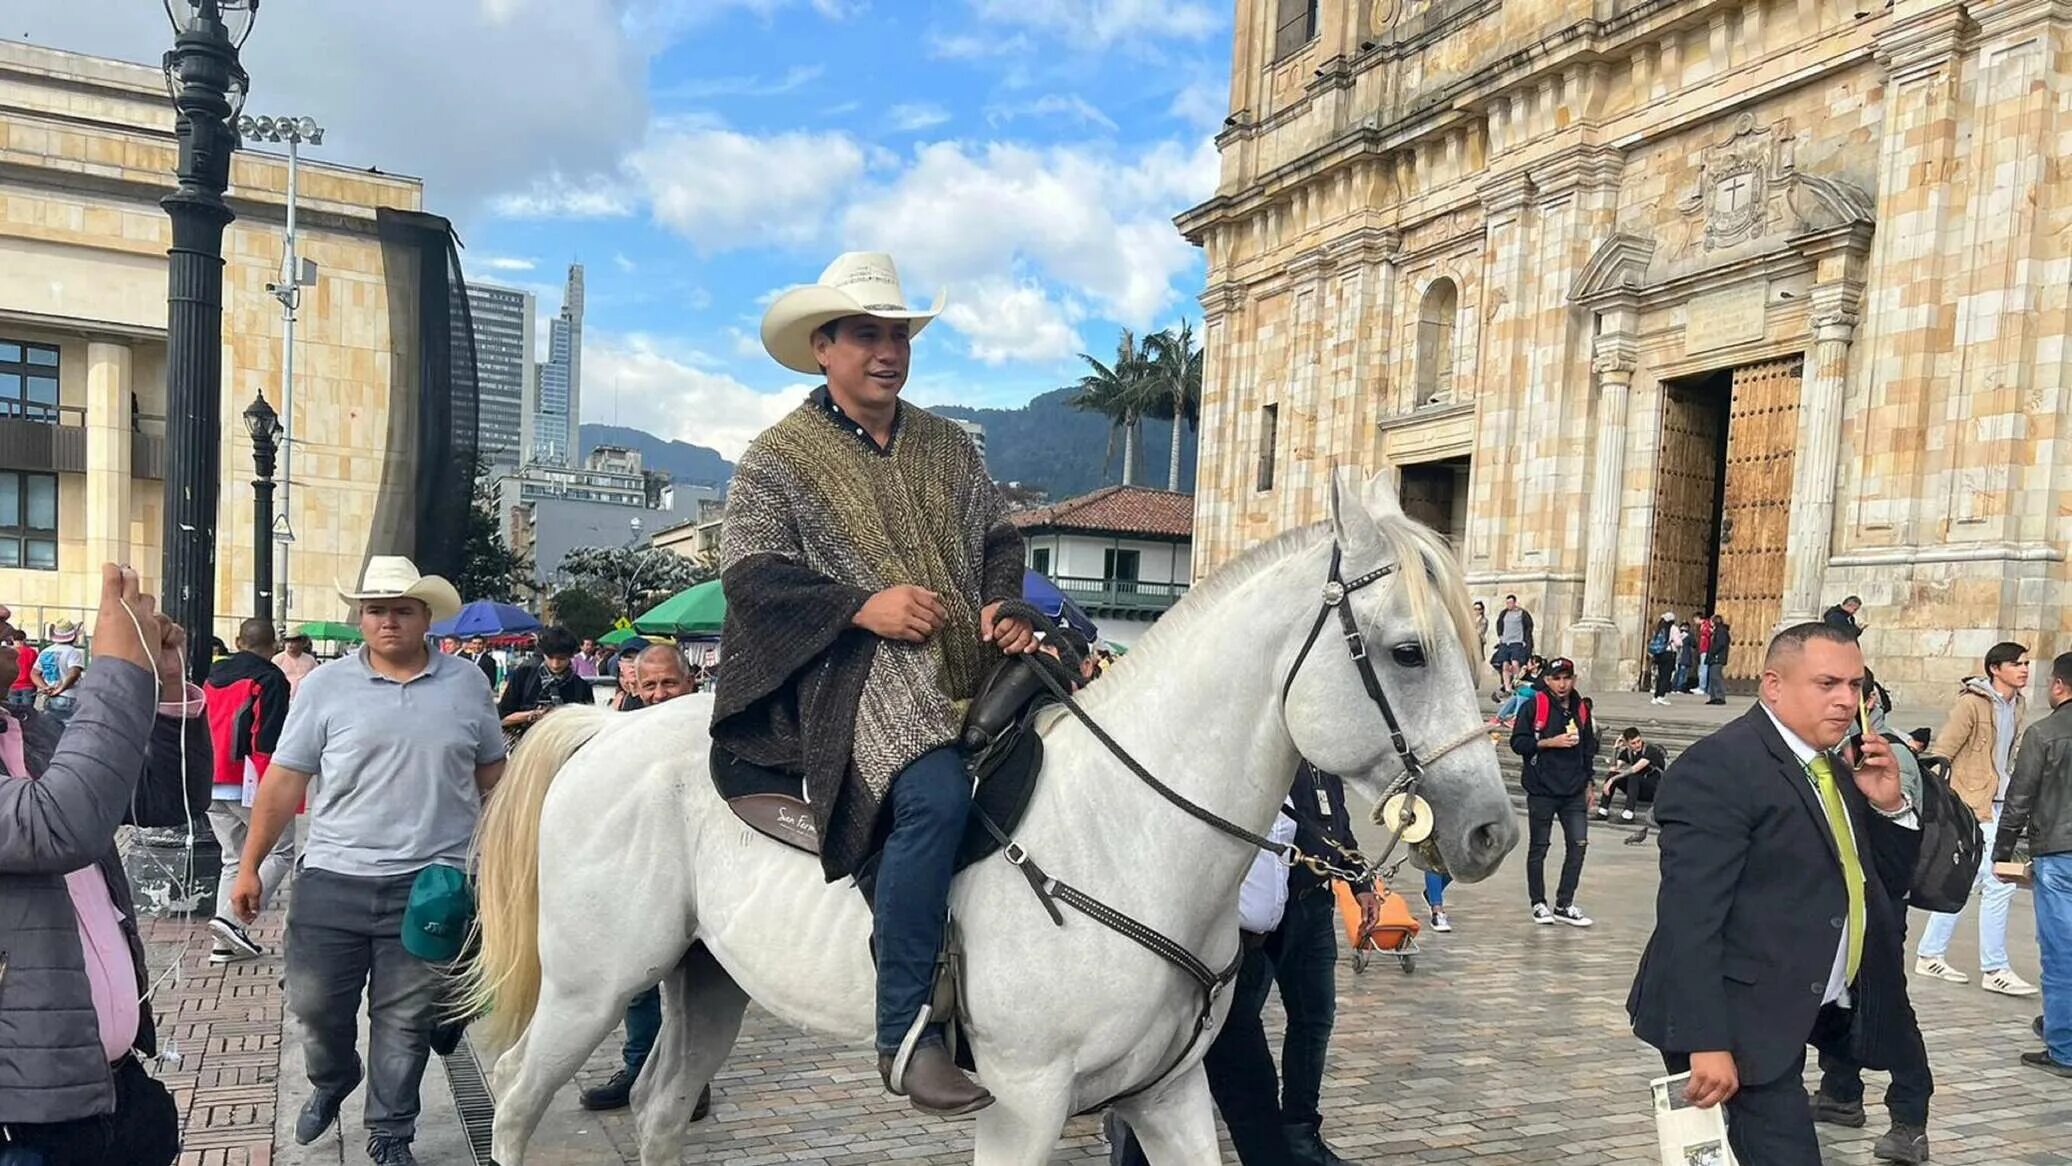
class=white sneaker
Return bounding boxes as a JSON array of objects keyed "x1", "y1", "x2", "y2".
[
  {"x1": 1914, "y1": 957, "x2": 1968, "y2": 984},
  {"x1": 1552, "y1": 904, "x2": 1594, "y2": 928},
  {"x1": 1430, "y1": 908, "x2": 1452, "y2": 933},
  {"x1": 1620, "y1": 810, "x2": 1635, "y2": 822},
  {"x1": 1982, "y1": 968, "x2": 2039, "y2": 997},
  {"x1": 1531, "y1": 902, "x2": 1555, "y2": 925}
]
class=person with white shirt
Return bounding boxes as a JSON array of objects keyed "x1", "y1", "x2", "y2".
[
  {"x1": 1627, "y1": 622, "x2": 1922, "y2": 1166},
  {"x1": 1108, "y1": 808, "x2": 1301, "y2": 1166}
]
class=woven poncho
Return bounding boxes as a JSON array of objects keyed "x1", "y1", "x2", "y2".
[{"x1": 710, "y1": 391, "x2": 1024, "y2": 879}]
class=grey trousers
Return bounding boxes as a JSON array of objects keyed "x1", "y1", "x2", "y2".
[
  {"x1": 284, "y1": 867, "x2": 447, "y2": 1140},
  {"x1": 208, "y1": 798, "x2": 296, "y2": 920}
]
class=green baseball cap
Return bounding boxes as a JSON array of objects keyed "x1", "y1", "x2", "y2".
[{"x1": 402, "y1": 864, "x2": 474, "y2": 963}]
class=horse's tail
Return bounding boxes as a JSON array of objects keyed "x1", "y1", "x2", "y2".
[{"x1": 461, "y1": 706, "x2": 613, "y2": 1050}]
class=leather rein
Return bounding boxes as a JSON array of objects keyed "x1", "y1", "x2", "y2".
[{"x1": 974, "y1": 540, "x2": 1487, "y2": 1111}]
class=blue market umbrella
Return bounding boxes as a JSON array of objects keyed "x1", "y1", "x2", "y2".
[
  {"x1": 1022, "y1": 569, "x2": 1100, "y2": 642},
  {"x1": 431, "y1": 600, "x2": 543, "y2": 638}
]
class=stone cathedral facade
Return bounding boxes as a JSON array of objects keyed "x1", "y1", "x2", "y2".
[{"x1": 1178, "y1": 0, "x2": 2072, "y2": 693}]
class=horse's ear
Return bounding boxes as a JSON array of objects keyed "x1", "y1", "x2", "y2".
[
  {"x1": 1362, "y1": 469, "x2": 1406, "y2": 520},
  {"x1": 1326, "y1": 466, "x2": 1383, "y2": 558}
]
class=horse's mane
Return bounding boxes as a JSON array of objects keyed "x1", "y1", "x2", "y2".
[{"x1": 1091, "y1": 510, "x2": 1478, "y2": 695}]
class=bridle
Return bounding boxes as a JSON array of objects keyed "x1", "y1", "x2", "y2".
[
  {"x1": 973, "y1": 539, "x2": 1490, "y2": 1110},
  {"x1": 1274, "y1": 541, "x2": 1492, "y2": 879}
]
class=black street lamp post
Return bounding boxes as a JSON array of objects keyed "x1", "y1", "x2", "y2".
[
  {"x1": 159, "y1": 0, "x2": 257, "y2": 680},
  {"x1": 243, "y1": 392, "x2": 281, "y2": 621}
]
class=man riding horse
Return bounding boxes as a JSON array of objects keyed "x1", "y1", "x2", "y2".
[{"x1": 708, "y1": 252, "x2": 1037, "y2": 1117}]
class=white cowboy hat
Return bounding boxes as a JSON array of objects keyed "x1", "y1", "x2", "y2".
[
  {"x1": 336, "y1": 556, "x2": 463, "y2": 622},
  {"x1": 48, "y1": 618, "x2": 79, "y2": 644},
  {"x1": 759, "y1": 251, "x2": 946, "y2": 375}
]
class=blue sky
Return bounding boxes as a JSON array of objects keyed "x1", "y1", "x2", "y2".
[{"x1": 26, "y1": 1, "x2": 1230, "y2": 457}]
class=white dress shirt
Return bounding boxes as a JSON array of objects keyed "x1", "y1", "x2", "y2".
[
  {"x1": 1760, "y1": 705, "x2": 1917, "y2": 1006},
  {"x1": 1237, "y1": 808, "x2": 1299, "y2": 934}
]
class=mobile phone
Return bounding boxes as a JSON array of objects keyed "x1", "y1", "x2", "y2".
[{"x1": 1847, "y1": 697, "x2": 1874, "y2": 767}]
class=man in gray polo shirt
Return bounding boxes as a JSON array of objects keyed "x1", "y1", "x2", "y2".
[{"x1": 230, "y1": 557, "x2": 504, "y2": 1166}]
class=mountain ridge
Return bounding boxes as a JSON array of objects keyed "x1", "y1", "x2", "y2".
[{"x1": 580, "y1": 391, "x2": 1195, "y2": 500}]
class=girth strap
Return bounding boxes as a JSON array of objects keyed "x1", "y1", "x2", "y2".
[{"x1": 972, "y1": 805, "x2": 1242, "y2": 1112}]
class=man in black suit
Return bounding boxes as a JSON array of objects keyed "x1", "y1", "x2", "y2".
[{"x1": 1628, "y1": 622, "x2": 1922, "y2": 1165}]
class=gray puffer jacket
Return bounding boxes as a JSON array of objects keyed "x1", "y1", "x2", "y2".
[{"x1": 0, "y1": 660, "x2": 209, "y2": 1125}]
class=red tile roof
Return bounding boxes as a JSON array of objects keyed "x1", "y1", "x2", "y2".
[{"x1": 1010, "y1": 485, "x2": 1194, "y2": 540}]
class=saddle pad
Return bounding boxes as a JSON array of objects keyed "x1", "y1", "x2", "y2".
[{"x1": 708, "y1": 724, "x2": 1046, "y2": 871}]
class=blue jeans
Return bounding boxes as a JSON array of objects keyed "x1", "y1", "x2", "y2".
[
  {"x1": 1270, "y1": 887, "x2": 1339, "y2": 1129},
  {"x1": 1704, "y1": 659, "x2": 1727, "y2": 701},
  {"x1": 1424, "y1": 870, "x2": 1452, "y2": 908},
  {"x1": 43, "y1": 693, "x2": 76, "y2": 728},
  {"x1": 2035, "y1": 853, "x2": 2072, "y2": 1064},
  {"x1": 623, "y1": 985, "x2": 662, "y2": 1074},
  {"x1": 284, "y1": 867, "x2": 448, "y2": 1139},
  {"x1": 1918, "y1": 815, "x2": 2018, "y2": 972},
  {"x1": 871, "y1": 747, "x2": 971, "y2": 1052}
]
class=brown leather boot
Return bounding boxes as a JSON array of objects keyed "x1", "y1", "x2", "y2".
[{"x1": 878, "y1": 1044, "x2": 994, "y2": 1117}]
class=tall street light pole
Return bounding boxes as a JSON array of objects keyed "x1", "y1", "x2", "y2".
[
  {"x1": 159, "y1": 0, "x2": 257, "y2": 681},
  {"x1": 243, "y1": 392, "x2": 281, "y2": 621},
  {"x1": 237, "y1": 112, "x2": 322, "y2": 628}
]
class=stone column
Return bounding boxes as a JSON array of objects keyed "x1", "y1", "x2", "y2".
[
  {"x1": 83, "y1": 341, "x2": 133, "y2": 570},
  {"x1": 1780, "y1": 302, "x2": 1859, "y2": 624},
  {"x1": 1577, "y1": 344, "x2": 1637, "y2": 629}
]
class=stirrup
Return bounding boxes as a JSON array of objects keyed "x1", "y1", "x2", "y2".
[{"x1": 886, "y1": 1005, "x2": 935, "y2": 1097}]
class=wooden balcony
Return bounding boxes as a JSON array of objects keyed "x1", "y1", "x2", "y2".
[
  {"x1": 1052, "y1": 575, "x2": 1189, "y2": 615},
  {"x1": 0, "y1": 405, "x2": 166, "y2": 480}
]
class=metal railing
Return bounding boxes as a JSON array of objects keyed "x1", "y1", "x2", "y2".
[
  {"x1": 0, "y1": 405, "x2": 167, "y2": 479},
  {"x1": 1051, "y1": 575, "x2": 1190, "y2": 612}
]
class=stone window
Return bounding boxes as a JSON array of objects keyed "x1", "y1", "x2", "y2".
[
  {"x1": 0, "y1": 340, "x2": 61, "y2": 423},
  {"x1": 1257, "y1": 403, "x2": 1279, "y2": 491},
  {"x1": 1273, "y1": 0, "x2": 1320, "y2": 61},
  {"x1": 0, "y1": 471, "x2": 59, "y2": 570},
  {"x1": 1415, "y1": 278, "x2": 1459, "y2": 405}
]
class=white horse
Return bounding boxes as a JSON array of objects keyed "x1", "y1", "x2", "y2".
[{"x1": 468, "y1": 470, "x2": 1520, "y2": 1165}]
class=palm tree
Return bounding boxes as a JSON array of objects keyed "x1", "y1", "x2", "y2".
[
  {"x1": 1067, "y1": 329, "x2": 1157, "y2": 485},
  {"x1": 1143, "y1": 322, "x2": 1203, "y2": 492}
]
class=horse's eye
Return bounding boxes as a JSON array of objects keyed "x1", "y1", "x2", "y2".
[{"x1": 1391, "y1": 644, "x2": 1426, "y2": 668}]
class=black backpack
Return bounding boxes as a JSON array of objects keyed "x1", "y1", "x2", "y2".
[{"x1": 1907, "y1": 754, "x2": 1985, "y2": 914}]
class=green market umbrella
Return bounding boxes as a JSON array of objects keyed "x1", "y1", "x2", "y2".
[
  {"x1": 295, "y1": 620, "x2": 363, "y2": 643},
  {"x1": 632, "y1": 580, "x2": 726, "y2": 636},
  {"x1": 599, "y1": 627, "x2": 661, "y2": 648}
]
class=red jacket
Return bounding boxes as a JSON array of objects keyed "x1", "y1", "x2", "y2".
[{"x1": 203, "y1": 651, "x2": 291, "y2": 792}]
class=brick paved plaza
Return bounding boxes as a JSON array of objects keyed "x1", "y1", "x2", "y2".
[{"x1": 151, "y1": 809, "x2": 2065, "y2": 1165}]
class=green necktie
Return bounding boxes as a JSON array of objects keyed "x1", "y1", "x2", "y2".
[{"x1": 1809, "y1": 754, "x2": 1866, "y2": 984}]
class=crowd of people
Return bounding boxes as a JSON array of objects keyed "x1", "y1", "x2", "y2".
[{"x1": 0, "y1": 558, "x2": 717, "y2": 1166}]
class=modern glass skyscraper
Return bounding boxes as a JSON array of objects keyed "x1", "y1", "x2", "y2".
[
  {"x1": 531, "y1": 263, "x2": 584, "y2": 466},
  {"x1": 464, "y1": 281, "x2": 534, "y2": 470}
]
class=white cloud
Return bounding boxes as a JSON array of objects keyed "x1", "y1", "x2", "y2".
[
  {"x1": 841, "y1": 137, "x2": 1218, "y2": 328},
  {"x1": 939, "y1": 277, "x2": 1084, "y2": 365},
  {"x1": 489, "y1": 173, "x2": 637, "y2": 219},
  {"x1": 613, "y1": 253, "x2": 638, "y2": 274},
  {"x1": 659, "y1": 63, "x2": 824, "y2": 100},
  {"x1": 630, "y1": 127, "x2": 867, "y2": 250},
  {"x1": 583, "y1": 332, "x2": 806, "y2": 459},
  {"x1": 927, "y1": 31, "x2": 1034, "y2": 59},
  {"x1": 986, "y1": 95, "x2": 1117, "y2": 132},
  {"x1": 479, "y1": 255, "x2": 539, "y2": 272},
  {"x1": 888, "y1": 103, "x2": 953, "y2": 133},
  {"x1": 1168, "y1": 76, "x2": 1229, "y2": 133},
  {"x1": 17, "y1": 1, "x2": 652, "y2": 216},
  {"x1": 963, "y1": 0, "x2": 1221, "y2": 46}
]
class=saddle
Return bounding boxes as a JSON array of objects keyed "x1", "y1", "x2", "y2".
[{"x1": 710, "y1": 653, "x2": 1075, "y2": 869}]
